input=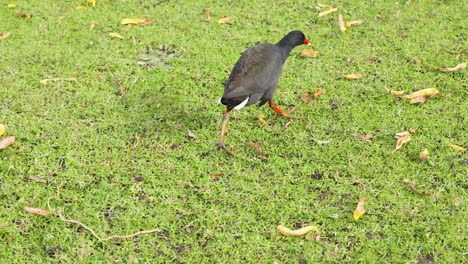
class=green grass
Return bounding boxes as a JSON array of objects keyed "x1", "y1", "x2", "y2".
[{"x1": 1, "y1": 0, "x2": 466, "y2": 262}]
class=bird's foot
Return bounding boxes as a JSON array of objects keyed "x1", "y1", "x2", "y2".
[{"x1": 215, "y1": 141, "x2": 234, "y2": 156}]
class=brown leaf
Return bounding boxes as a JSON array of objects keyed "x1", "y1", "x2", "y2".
[
  {"x1": 209, "y1": 173, "x2": 222, "y2": 180},
  {"x1": 353, "y1": 197, "x2": 368, "y2": 220},
  {"x1": 344, "y1": 74, "x2": 366, "y2": 80},
  {"x1": 345, "y1": 20, "x2": 363, "y2": 29},
  {"x1": 301, "y1": 92, "x2": 313, "y2": 106},
  {"x1": 89, "y1": 20, "x2": 97, "y2": 31},
  {"x1": 0, "y1": 31, "x2": 10, "y2": 40},
  {"x1": 0, "y1": 136, "x2": 15, "y2": 150},
  {"x1": 277, "y1": 225, "x2": 319, "y2": 236},
  {"x1": 17, "y1": 12, "x2": 31, "y2": 19},
  {"x1": 351, "y1": 132, "x2": 373, "y2": 142},
  {"x1": 318, "y1": 7, "x2": 338, "y2": 17},
  {"x1": 247, "y1": 141, "x2": 267, "y2": 157},
  {"x1": 203, "y1": 8, "x2": 211, "y2": 22},
  {"x1": 313, "y1": 88, "x2": 325, "y2": 99},
  {"x1": 300, "y1": 49, "x2": 319, "y2": 58},
  {"x1": 439, "y1": 62, "x2": 466, "y2": 73},
  {"x1": 24, "y1": 207, "x2": 49, "y2": 217},
  {"x1": 217, "y1": 17, "x2": 232, "y2": 24},
  {"x1": 392, "y1": 131, "x2": 411, "y2": 153},
  {"x1": 338, "y1": 14, "x2": 346, "y2": 32}
]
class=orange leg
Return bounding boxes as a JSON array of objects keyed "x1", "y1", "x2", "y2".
[
  {"x1": 269, "y1": 100, "x2": 302, "y2": 119},
  {"x1": 215, "y1": 110, "x2": 233, "y2": 155}
]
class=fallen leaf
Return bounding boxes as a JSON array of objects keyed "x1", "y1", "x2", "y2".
[
  {"x1": 17, "y1": 12, "x2": 31, "y2": 19},
  {"x1": 24, "y1": 207, "x2": 49, "y2": 217},
  {"x1": 317, "y1": 3, "x2": 331, "y2": 8},
  {"x1": 203, "y1": 8, "x2": 211, "y2": 22},
  {"x1": 400, "y1": 88, "x2": 439, "y2": 100},
  {"x1": 419, "y1": 148, "x2": 429, "y2": 161},
  {"x1": 29, "y1": 175, "x2": 47, "y2": 183},
  {"x1": 89, "y1": 20, "x2": 97, "y2": 31},
  {"x1": 408, "y1": 128, "x2": 417, "y2": 133},
  {"x1": 121, "y1": 18, "x2": 155, "y2": 26},
  {"x1": 187, "y1": 129, "x2": 197, "y2": 139},
  {"x1": 449, "y1": 144, "x2": 465, "y2": 152},
  {"x1": 338, "y1": 14, "x2": 346, "y2": 32},
  {"x1": 345, "y1": 74, "x2": 366, "y2": 80},
  {"x1": 390, "y1": 130, "x2": 412, "y2": 154},
  {"x1": 353, "y1": 197, "x2": 368, "y2": 220},
  {"x1": 0, "y1": 136, "x2": 15, "y2": 150},
  {"x1": 209, "y1": 173, "x2": 222, "y2": 180},
  {"x1": 277, "y1": 225, "x2": 319, "y2": 236},
  {"x1": 109, "y1": 32, "x2": 125, "y2": 39},
  {"x1": 0, "y1": 31, "x2": 9, "y2": 40},
  {"x1": 76, "y1": 4, "x2": 87, "y2": 9},
  {"x1": 247, "y1": 141, "x2": 267, "y2": 157},
  {"x1": 88, "y1": 0, "x2": 96, "y2": 7},
  {"x1": 300, "y1": 49, "x2": 319, "y2": 58},
  {"x1": 318, "y1": 7, "x2": 338, "y2": 17},
  {"x1": 257, "y1": 115, "x2": 267, "y2": 125},
  {"x1": 409, "y1": 96, "x2": 427, "y2": 104},
  {"x1": 345, "y1": 20, "x2": 363, "y2": 28},
  {"x1": 8, "y1": 3, "x2": 16, "y2": 8},
  {"x1": 384, "y1": 86, "x2": 405, "y2": 96},
  {"x1": 301, "y1": 92, "x2": 313, "y2": 106},
  {"x1": 40, "y1": 77, "x2": 77, "y2": 85},
  {"x1": 0, "y1": 124, "x2": 5, "y2": 136},
  {"x1": 351, "y1": 132, "x2": 373, "y2": 142},
  {"x1": 439, "y1": 62, "x2": 466, "y2": 73},
  {"x1": 314, "y1": 88, "x2": 325, "y2": 99},
  {"x1": 217, "y1": 16, "x2": 232, "y2": 24}
]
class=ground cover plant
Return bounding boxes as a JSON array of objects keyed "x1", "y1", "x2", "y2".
[{"x1": 0, "y1": 0, "x2": 466, "y2": 262}]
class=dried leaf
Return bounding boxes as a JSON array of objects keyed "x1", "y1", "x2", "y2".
[
  {"x1": 300, "y1": 49, "x2": 319, "y2": 58},
  {"x1": 17, "y1": 12, "x2": 31, "y2": 19},
  {"x1": 203, "y1": 8, "x2": 211, "y2": 22},
  {"x1": 277, "y1": 225, "x2": 319, "y2": 236},
  {"x1": 384, "y1": 86, "x2": 405, "y2": 96},
  {"x1": 319, "y1": 7, "x2": 338, "y2": 17},
  {"x1": 351, "y1": 132, "x2": 373, "y2": 142},
  {"x1": 217, "y1": 17, "x2": 232, "y2": 24},
  {"x1": 392, "y1": 130, "x2": 412, "y2": 153},
  {"x1": 121, "y1": 18, "x2": 155, "y2": 26},
  {"x1": 29, "y1": 175, "x2": 47, "y2": 183},
  {"x1": 89, "y1": 20, "x2": 97, "y2": 31},
  {"x1": 24, "y1": 207, "x2": 49, "y2": 217},
  {"x1": 301, "y1": 92, "x2": 313, "y2": 106},
  {"x1": 353, "y1": 197, "x2": 368, "y2": 220},
  {"x1": 0, "y1": 31, "x2": 9, "y2": 40},
  {"x1": 209, "y1": 173, "x2": 222, "y2": 180},
  {"x1": 409, "y1": 96, "x2": 427, "y2": 104},
  {"x1": 449, "y1": 144, "x2": 465, "y2": 152},
  {"x1": 344, "y1": 74, "x2": 366, "y2": 80},
  {"x1": 109, "y1": 32, "x2": 125, "y2": 39},
  {"x1": 345, "y1": 20, "x2": 363, "y2": 28},
  {"x1": 187, "y1": 129, "x2": 197, "y2": 139},
  {"x1": 0, "y1": 136, "x2": 15, "y2": 150},
  {"x1": 76, "y1": 4, "x2": 87, "y2": 9},
  {"x1": 257, "y1": 115, "x2": 267, "y2": 125},
  {"x1": 408, "y1": 128, "x2": 417, "y2": 133},
  {"x1": 247, "y1": 141, "x2": 267, "y2": 157},
  {"x1": 419, "y1": 148, "x2": 429, "y2": 161},
  {"x1": 88, "y1": 0, "x2": 96, "y2": 7},
  {"x1": 317, "y1": 3, "x2": 331, "y2": 8},
  {"x1": 0, "y1": 124, "x2": 5, "y2": 136},
  {"x1": 338, "y1": 14, "x2": 346, "y2": 32},
  {"x1": 314, "y1": 88, "x2": 325, "y2": 99},
  {"x1": 439, "y1": 62, "x2": 466, "y2": 73},
  {"x1": 401, "y1": 88, "x2": 439, "y2": 100},
  {"x1": 8, "y1": 3, "x2": 16, "y2": 8}
]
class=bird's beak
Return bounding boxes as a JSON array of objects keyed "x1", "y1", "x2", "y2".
[{"x1": 304, "y1": 38, "x2": 311, "y2": 45}]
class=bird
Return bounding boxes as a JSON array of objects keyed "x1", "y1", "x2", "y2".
[{"x1": 215, "y1": 30, "x2": 310, "y2": 155}]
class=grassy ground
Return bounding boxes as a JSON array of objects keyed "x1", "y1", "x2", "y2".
[{"x1": 0, "y1": 0, "x2": 466, "y2": 262}]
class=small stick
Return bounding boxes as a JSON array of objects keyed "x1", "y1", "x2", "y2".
[{"x1": 105, "y1": 64, "x2": 126, "y2": 99}]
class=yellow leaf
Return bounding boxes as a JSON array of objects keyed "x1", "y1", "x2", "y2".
[
  {"x1": 345, "y1": 74, "x2": 366, "y2": 80},
  {"x1": 257, "y1": 115, "x2": 267, "y2": 125},
  {"x1": 0, "y1": 124, "x2": 5, "y2": 136},
  {"x1": 401, "y1": 88, "x2": 439, "y2": 100},
  {"x1": 76, "y1": 4, "x2": 87, "y2": 9},
  {"x1": 300, "y1": 49, "x2": 319, "y2": 58},
  {"x1": 277, "y1": 225, "x2": 319, "y2": 236},
  {"x1": 345, "y1": 20, "x2": 363, "y2": 29},
  {"x1": 338, "y1": 14, "x2": 346, "y2": 32},
  {"x1": 88, "y1": 0, "x2": 96, "y2": 7},
  {"x1": 419, "y1": 148, "x2": 429, "y2": 161},
  {"x1": 440, "y1": 62, "x2": 466, "y2": 72},
  {"x1": 217, "y1": 16, "x2": 232, "y2": 24},
  {"x1": 0, "y1": 31, "x2": 10, "y2": 40},
  {"x1": 319, "y1": 7, "x2": 338, "y2": 17},
  {"x1": 121, "y1": 18, "x2": 155, "y2": 26},
  {"x1": 449, "y1": 144, "x2": 465, "y2": 152},
  {"x1": 353, "y1": 197, "x2": 368, "y2": 220},
  {"x1": 8, "y1": 3, "x2": 16, "y2": 8},
  {"x1": 409, "y1": 96, "x2": 428, "y2": 104},
  {"x1": 0, "y1": 136, "x2": 15, "y2": 150},
  {"x1": 89, "y1": 20, "x2": 97, "y2": 31},
  {"x1": 384, "y1": 86, "x2": 405, "y2": 96},
  {"x1": 24, "y1": 207, "x2": 49, "y2": 217},
  {"x1": 109, "y1": 32, "x2": 125, "y2": 39}
]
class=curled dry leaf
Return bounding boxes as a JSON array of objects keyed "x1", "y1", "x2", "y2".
[
  {"x1": 277, "y1": 225, "x2": 319, "y2": 236},
  {"x1": 89, "y1": 20, "x2": 97, "y2": 31},
  {"x1": 419, "y1": 148, "x2": 429, "y2": 161},
  {"x1": 0, "y1": 31, "x2": 10, "y2": 40},
  {"x1": 314, "y1": 88, "x2": 325, "y2": 99},
  {"x1": 203, "y1": 8, "x2": 211, "y2": 22},
  {"x1": 24, "y1": 207, "x2": 49, "y2": 217},
  {"x1": 257, "y1": 115, "x2": 267, "y2": 125},
  {"x1": 440, "y1": 62, "x2": 466, "y2": 73},
  {"x1": 17, "y1": 12, "x2": 31, "y2": 19},
  {"x1": 217, "y1": 17, "x2": 232, "y2": 24},
  {"x1": 353, "y1": 197, "x2": 368, "y2": 220},
  {"x1": 0, "y1": 136, "x2": 15, "y2": 150},
  {"x1": 384, "y1": 86, "x2": 405, "y2": 96},
  {"x1": 345, "y1": 20, "x2": 363, "y2": 28},
  {"x1": 338, "y1": 14, "x2": 346, "y2": 32},
  {"x1": 300, "y1": 49, "x2": 319, "y2": 58},
  {"x1": 401, "y1": 88, "x2": 439, "y2": 100},
  {"x1": 345, "y1": 74, "x2": 366, "y2": 80},
  {"x1": 318, "y1": 7, "x2": 338, "y2": 17},
  {"x1": 390, "y1": 130, "x2": 413, "y2": 154},
  {"x1": 247, "y1": 141, "x2": 267, "y2": 157},
  {"x1": 351, "y1": 132, "x2": 373, "y2": 142},
  {"x1": 449, "y1": 144, "x2": 465, "y2": 152},
  {"x1": 0, "y1": 124, "x2": 5, "y2": 136},
  {"x1": 301, "y1": 92, "x2": 313, "y2": 106},
  {"x1": 109, "y1": 32, "x2": 125, "y2": 39},
  {"x1": 121, "y1": 18, "x2": 155, "y2": 26}
]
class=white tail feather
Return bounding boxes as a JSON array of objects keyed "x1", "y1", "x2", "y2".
[{"x1": 234, "y1": 97, "x2": 249, "y2": 110}]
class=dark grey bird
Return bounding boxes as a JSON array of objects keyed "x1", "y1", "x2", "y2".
[{"x1": 215, "y1": 30, "x2": 310, "y2": 155}]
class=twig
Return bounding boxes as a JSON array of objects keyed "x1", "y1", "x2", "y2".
[
  {"x1": 105, "y1": 64, "x2": 126, "y2": 100},
  {"x1": 153, "y1": 0, "x2": 169, "y2": 7},
  {"x1": 47, "y1": 196, "x2": 161, "y2": 241},
  {"x1": 403, "y1": 179, "x2": 428, "y2": 195}
]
